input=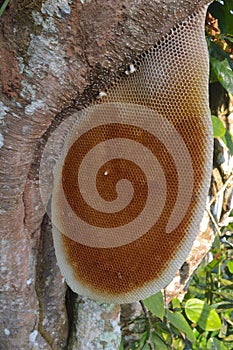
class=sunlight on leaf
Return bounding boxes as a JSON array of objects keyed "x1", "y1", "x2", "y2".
[
  {"x1": 227, "y1": 260, "x2": 233, "y2": 274},
  {"x1": 211, "y1": 115, "x2": 226, "y2": 138},
  {"x1": 185, "y1": 298, "x2": 222, "y2": 331}
]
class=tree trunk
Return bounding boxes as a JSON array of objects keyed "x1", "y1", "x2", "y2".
[{"x1": 0, "y1": 0, "x2": 214, "y2": 349}]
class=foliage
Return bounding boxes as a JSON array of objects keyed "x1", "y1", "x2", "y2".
[
  {"x1": 120, "y1": 1, "x2": 233, "y2": 349},
  {"x1": 0, "y1": 0, "x2": 10, "y2": 17},
  {"x1": 207, "y1": 0, "x2": 233, "y2": 155},
  {"x1": 120, "y1": 225, "x2": 233, "y2": 349}
]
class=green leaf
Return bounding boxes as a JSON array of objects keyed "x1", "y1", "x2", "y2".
[
  {"x1": 0, "y1": 0, "x2": 11, "y2": 17},
  {"x1": 168, "y1": 310, "x2": 196, "y2": 343},
  {"x1": 139, "y1": 331, "x2": 149, "y2": 349},
  {"x1": 215, "y1": 290, "x2": 233, "y2": 300},
  {"x1": 221, "y1": 282, "x2": 233, "y2": 290},
  {"x1": 151, "y1": 332, "x2": 168, "y2": 350},
  {"x1": 211, "y1": 116, "x2": 226, "y2": 138},
  {"x1": 171, "y1": 298, "x2": 181, "y2": 311},
  {"x1": 219, "y1": 277, "x2": 233, "y2": 287},
  {"x1": 227, "y1": 260, "x2": 233, "y2": 274},
  {"x1": 220, "y1": 278, "x2": 233, "y2": 290},
  {"x1": 207, "y1": 337, "x2": 228, "y2": 350},
  {"x1": 206, "y1": 256, "x2": 222, "y2": 271},
  {"x1": 185, "y1": 298, "x2": 222, "y2": 331},
  {"x1": 210, "y1": 58, "x2": 233, "y2": 94},
  {"x1": 118, "y1": 338, "x2": 124, "y2": 350},
  {"x1": 221, "y1": 130, "x2": 233, "y2": 156},
  {"x1": 223, "y1": 334, "x2": 233, "y2": 342},
  {"x1": 223, "y1": 0, "x2": 233, "y2": 35},
  {"x1": 143, "y1": 291, "x2": 165, "y2": 320},
  {"x1": 211, "y1": 301, "x2": 233, "y2": 312}
]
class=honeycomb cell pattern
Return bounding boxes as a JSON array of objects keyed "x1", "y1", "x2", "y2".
[{"x1": 50, "y1": 5, "x2": 213, "y2": 303}]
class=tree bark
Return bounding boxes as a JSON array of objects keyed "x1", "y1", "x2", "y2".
[{"x1": 0, "y1": 1, "x2": 213, "y2": 349}]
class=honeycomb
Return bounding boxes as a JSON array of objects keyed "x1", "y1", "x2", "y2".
[{"x1": 43, "y1": 5, "x2": 213, "y2": 303}]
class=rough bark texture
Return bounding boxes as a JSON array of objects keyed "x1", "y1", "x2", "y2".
[
  {"x1": 67, "y1": 297, "x2": 121, "y2": 349},
  {"x1": 0, "y1": 0, "x2": 215, "y2": 349}
]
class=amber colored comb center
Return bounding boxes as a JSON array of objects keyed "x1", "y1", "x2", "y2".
[{"x1": 41, "y1": 5, "x2": 213, "y2": 303}]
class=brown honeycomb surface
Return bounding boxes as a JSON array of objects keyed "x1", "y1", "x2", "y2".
[{"x1": 48, "y1": 5, "x2": 213, "y2": 303}]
